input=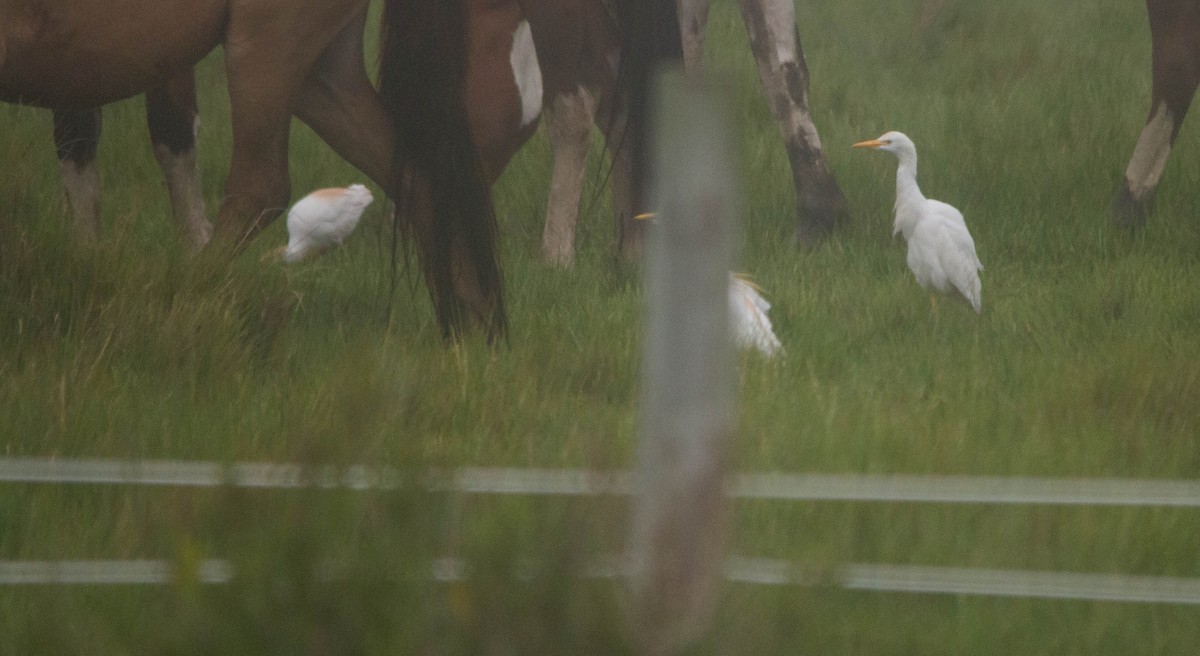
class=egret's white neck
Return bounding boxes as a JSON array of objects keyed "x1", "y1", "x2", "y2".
[{"x1": 892, "y1": 150, "x2": 924, "y2": 238}]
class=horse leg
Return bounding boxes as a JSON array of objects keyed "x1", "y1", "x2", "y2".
[
  {"x1": 52, "y1": 107, "x2": 102, "y2": 241},
  {"x1": 211, "y1": 44, "x2": 306, "y2": 249},
  {"x1": 146, "y1": 70, "x2": 212, "y2": 250},
  {"x1": 735, "y1": 0, "x2": 848, "y2": 246},
  {"x1": 592, "y1": 79, "x2": 636, "y2": 263},
  {"x1": 541, "y1": 87, "x2": 597, "y2": 266},
  {"x1": 677, "y1": 0, "x2": 711, "y2": 72},
  {"x1": 1113, "y1": 0, "x2": 1200, "y2": 230},
  {"x1": 293, "y1": 7, "x2": 502, "y2": 338},
  {"x1": 606, "y1": 0, "x2": 683, "y2": 261}
]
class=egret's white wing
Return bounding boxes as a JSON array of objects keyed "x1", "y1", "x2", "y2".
[
  {"x1": 926, "y1": 199, "x2": 966, "y2": 227},
  {"x1": 326, "y1": 184, "x2": 372, "y2": 243},
  {"x1": 285, "y1": 196, "x2": 340, "y2": 260},
  {"x1": 284, "y1": 185, "x2": 373, "y2": 261},
  {"x1": 928, "y1": 199, "x2": 982, "y2": 270},
  {"x1": 729, "y1": 274, "x2": 783, "y2": 357},
  {"x1": 927, "y1": 219, "x2": 983, "y2": 313}
]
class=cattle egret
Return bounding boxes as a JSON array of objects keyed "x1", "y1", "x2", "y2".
[
  {"x1": 853, "y1": 131, "x2": 983, "y2": 313},
  {"x1": 729, "y1": 273, "x2": 784, "y2": 357},
  {"x1": 634, "y1": 213, "x2": 784, "y2": 356},
  {"x1": 272, "y1": 184, "x2": 374, "y2": 262}
]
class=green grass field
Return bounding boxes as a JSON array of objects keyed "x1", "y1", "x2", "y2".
[{"x1": 2, "y1": 0, "x2": 1199, "y2": 653}]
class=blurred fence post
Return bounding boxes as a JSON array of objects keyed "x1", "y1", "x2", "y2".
[{"x1": 626, "y1": 68, "x2": 739, "y2": 655}]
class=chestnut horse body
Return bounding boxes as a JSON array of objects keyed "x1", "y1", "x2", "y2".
[
  {"x1": 0, "y1": 0, "x2": 504, "y2": 336},
  {"x1": 0, "y1": 0, "x2": 679, "y2": 337}
]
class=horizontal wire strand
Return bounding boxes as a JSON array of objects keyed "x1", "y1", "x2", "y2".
[
  {"x1": 3, "y1": 557, "x2": 1198, "y2": 605},
  {"x1": 2, "y1": 457, "x2": 1199, "y2": 507}
]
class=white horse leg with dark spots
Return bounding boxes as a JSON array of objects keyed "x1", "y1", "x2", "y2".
[
  {"x1": 735, "y1": 0, "x2": 848, "y2": 244},
  {"x1": 542, "y1": 86, "x2": 598, "y2": 266}
]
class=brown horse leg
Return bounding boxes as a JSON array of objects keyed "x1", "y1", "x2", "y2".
[
  {"x1": 1113, "y1": 0, "x2": 1200, "y2": 230},
  {"x1": 607, "y1": 0, "x2": 683, "y2": 260},
  {"x1": 211, "y1": 53, "x2": 303, "y2": 250},
  {"x1": 541, "y1": 87, "x2": 597, "y2": 266},
  {"x1": 736, "y1": 0, "x2": 848, "y2": 246},
  {"x1": 290, "y1": 11, "x2": 394, "y2": 185},
  {"x1": 594, "y1": 80, "x2": 636, "y2": 261},
  {"x1": 52, "y1": 107, "x2": 102, "y2": 241},
  {"x1": 146, "y1": 70, "x2": 212, "y2": 250}
]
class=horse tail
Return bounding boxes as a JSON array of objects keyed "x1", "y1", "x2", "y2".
[
  {"x1": 604, "y1": 0, "x2": 683, "y2": 215},
  {"x1": 378, "y1": 0, "x2": 506, "y2": 339}
]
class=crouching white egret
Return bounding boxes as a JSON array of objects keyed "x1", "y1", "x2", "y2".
[
  {"x1": 853, "y1": 131, "x2": 983, "y2": 313},
  {"x1": 268, "y1": 184, "x2": 374, "y2": 262},
  {"x1": 729, "y1": 273, "x2": 784, "y2": 358},
  {"x1": 634, "y1": 212, "x2": 784, "y2": 357}
]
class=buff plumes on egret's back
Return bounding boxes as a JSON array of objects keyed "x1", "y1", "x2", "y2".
[
  {"x1": 633, "y1": 213, "x2": 783, "y2": 357},
  {"x1": 265, "y1": 184, "x2": 374, "y2": 263},
  {"x1": 728, "y1": 273, "x2": 784, "y2": 357},
  {"x1": 853, "y1": 131, "x2": 983, "y2": 313}
]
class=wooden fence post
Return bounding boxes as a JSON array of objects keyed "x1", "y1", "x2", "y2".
[{"x1": 626, "y1": 68, "x2": 739, "y2": 655}]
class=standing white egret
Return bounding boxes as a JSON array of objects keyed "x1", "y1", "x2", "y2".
[{"x1": 853, "y1": 131, "x2": 983, "y2": 313}]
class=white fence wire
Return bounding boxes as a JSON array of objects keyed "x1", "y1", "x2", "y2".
[
  {"x1": 3, "y1": 557, "x2": 1199, "y2": 605},
  {"x1": 4, "y1": 456, "x2": 1200, "y2": 506},
  {"x1": 3, "y1": 457, "x2": 1199, "y2": 604}
]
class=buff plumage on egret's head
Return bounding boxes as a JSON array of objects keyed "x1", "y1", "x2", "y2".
[
  {"x1": 264, "y1": 184, "x2": 374, "y2": 263},
  {"x1": 853, "y1": 131, "x2": 983, "y2": 314}
]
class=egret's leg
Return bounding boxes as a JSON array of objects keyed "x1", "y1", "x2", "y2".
[{"x1": 930, "y1": 294, "x2": 939, "y2": 315}]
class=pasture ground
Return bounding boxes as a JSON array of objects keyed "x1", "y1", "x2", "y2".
[{"x1": 1, "y1": 0, "x2": 1198, "y2": 653}]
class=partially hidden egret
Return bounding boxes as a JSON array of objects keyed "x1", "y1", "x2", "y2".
[
  {"x1": 853, "y1": 131, "x2": 983, "y2": 313},
  {"x1": 270, "y1": 184, "x2": 374, "y2": 262},
  {"x1": 729, "y1": 273, "x2": 784, "y2": 358},
  {"x1": 634, "y1": 213, "x2": 784, "y2": 357}
]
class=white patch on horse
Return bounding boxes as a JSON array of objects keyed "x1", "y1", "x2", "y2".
[
  {"x1": 59, "y1": 159, "x2": 100, "y2": 239},
  {"x1": 1123, "y1": 100, "x2": 1175, "y2": 198},
  {"x1": 509, "y1": 19, "x2": 543, "y2": 129}
]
